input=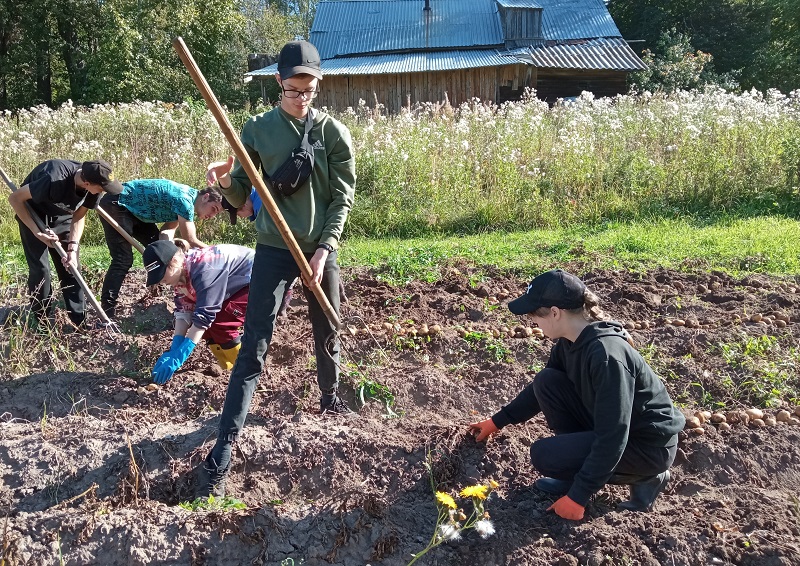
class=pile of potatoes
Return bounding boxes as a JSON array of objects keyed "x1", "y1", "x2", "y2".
[
  {"x1": 684, "y1": 407, "x2": 800, "y2": 436},
  {"x1": 358, "y1": 321, "x2": 548, "y2": 341}
]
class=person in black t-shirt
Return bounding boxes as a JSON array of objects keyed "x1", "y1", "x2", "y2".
[{"x1": 8, "y1": 159, "x2": 123, "y2": 327}]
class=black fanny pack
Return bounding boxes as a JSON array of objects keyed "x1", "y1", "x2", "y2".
[{"x1": 268, "y1": 109, "x2": 316, "y2": 198}]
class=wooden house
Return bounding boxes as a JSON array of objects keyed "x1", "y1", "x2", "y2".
[{"x1": 247, "y1": 0, "x2": 646, "y2": 113}]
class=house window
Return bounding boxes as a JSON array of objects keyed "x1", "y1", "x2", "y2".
[{"x1": 498, "y1": 5, "x2": 542, "y2": 48}]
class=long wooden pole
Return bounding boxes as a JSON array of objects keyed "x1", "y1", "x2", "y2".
[
  {"x1": 171, "y1": 36, "x2": 340, "y2": 330},
  {"x1": 95, "y1": 203, "x2": 144, "y2": 254},
  {"x1": 0, "y1": 164, "x2": 119, "y2": 333}
]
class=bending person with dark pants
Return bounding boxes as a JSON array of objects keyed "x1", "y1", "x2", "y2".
[
  {"x1": 200, "y1": 40, "x2": 356, "y2": 498},
  {"x1": 143, "y1": 240, "x2": 254, "y2": 381},
  {"x1": 470, "y1": 270, "x2": 685, "y2": 520},
  {"x1": 8, "y1": 159, "x2": 124, "y2": 328},
  {"x1": 98, "y1": 179, "x2": 224, "y2": 320}
]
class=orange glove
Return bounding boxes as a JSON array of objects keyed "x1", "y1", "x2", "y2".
[
  {"x1": 547, "y1": 495, "x2": 585, "y2": 520},
  {"x1": 468, "y1": 418, "x2": 499, "y2": 441}
]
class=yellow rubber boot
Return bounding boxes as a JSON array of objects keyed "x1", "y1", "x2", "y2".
[{"x1": 208, "y1": 343, "x2": 241, "y2": 370}]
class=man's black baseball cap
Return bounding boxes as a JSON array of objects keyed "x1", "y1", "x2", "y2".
[
  {"x1": 81, "y1": 160, "x2": 123, "y2": 194},
  {"x1": 508, "y1": 269, "x2": 587, "y2": 315},
  {"x1": 143, "y1": 240, "x2": 179, "y2": 286},
  {"x1": 221, "y1": 197, "x2": 238, "y2": 225},
  {"x1": 277, "y1": 41, "x2": 323, "y2": 80}
]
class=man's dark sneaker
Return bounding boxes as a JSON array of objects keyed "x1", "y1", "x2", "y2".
[
  {"x1": 320, "y1": 395, "x2": 353, "y2": 415},
  {"x1": 618, "y1": 470, "x2": 670, "y2": 512},
  {"x1": 195, "y1": 454, "x2": 230, "y2": 498},
  {"x1": 534, "y1": 477, "x2": 572, "y2": 495}
]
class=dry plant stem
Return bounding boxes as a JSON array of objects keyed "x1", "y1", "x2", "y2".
[
  {"x1": 55, "y1": 483, "x2": 98, "y2": 509},
  {"x1": 0, "y1": 499, "x2": 10, "y2": 566},
  {"x1": 126, "y1": 434, "x2": 140, "y2": 506}
]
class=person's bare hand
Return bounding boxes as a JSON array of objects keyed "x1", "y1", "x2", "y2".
[
  {"x1": 206, "y1": 156, "x2": 234, "y2": 187},
  {"x1": 36, "y1": 230, "x2": 59, "y2": 247},
  {"x1": 302, "y1": 248, "x2": 327, "y2": 288},
  {"x1": 468, "y1": 418, "x2": 499, "y2": 442}
]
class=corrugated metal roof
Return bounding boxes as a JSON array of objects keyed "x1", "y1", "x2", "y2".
[
  {"x1": 311, "y1": 0, "x2": 503, "y2": 59},
  {"x1": 538, "y1": 0, "x2": 621, "y2": 40},
  {"x1": 497, "y1": 0, "x2": 543, "y2": 7},
  {"x1": 526, "y1": 38, "x2": 645, "y2": 70},
  {"x1": 247, "y1": 49, "x2": 528, "y2": 77}
]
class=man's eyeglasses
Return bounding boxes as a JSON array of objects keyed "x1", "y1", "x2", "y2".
[{"x1": 282, "y1": 87, "x2": 319, "y2": 99}]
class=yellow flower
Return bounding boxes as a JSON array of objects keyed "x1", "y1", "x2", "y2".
[
  {"x1": 436, "y1": 491, "x2": 457, "y2": 509},
  {"x1": 460, "y1": 485, "x2": 489, "y2": 500},
  {"x1": 489, "y1": 479, "x2": 499, "y2": 489}
]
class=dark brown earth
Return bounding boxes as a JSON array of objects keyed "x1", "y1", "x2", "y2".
[{"x1": 0, "y1": 264, "x2": 799, "y2": 565}]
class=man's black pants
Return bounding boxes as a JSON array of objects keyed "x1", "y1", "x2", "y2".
[
  {"x1": 98, "y1": 195, "x2": 160, "y2": 319},
  {"x1": 16, "y1": 215, "x2": 85, "y2": 326}
]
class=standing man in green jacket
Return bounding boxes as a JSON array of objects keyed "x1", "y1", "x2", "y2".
[{"x1": 200, "y1": 40, "x2": 356, "y2": 497}]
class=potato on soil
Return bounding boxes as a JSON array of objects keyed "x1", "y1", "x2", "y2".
[
  {"x1": 685, "y1": 416, "x2": 703, "y2": 429},
  {"x1": 430, "y1": 324, "x2": 442, "y2": 334},
  {"x1": 749, "y1": 313, "x2": 763, "y2": 323},
  {"x1": 718, "y1": 422, "x2": 732, "y2": 432},
  {"x1": 764, "y1": 415, "x2": 776, "y2": 426},
  {"x1": 750, "y1": 418, "x2": 766, "y2": 428},
  {"x1": 745, "y1": 408, "x2": 764, "y2": 421},
  {"x1": 710, "y1": 413, "x2": 726, "y2": 424},
  {"x1": 776, "y1": 410, "x2": 792, "y2": 423},
  {"x1": 672, "y1": 319, "x2": 686, "y2": 327},
  {"x1": 688, "y1": 427, "x2": 705, "y2": 436}
]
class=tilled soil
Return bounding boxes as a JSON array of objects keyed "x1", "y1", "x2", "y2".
[{"x1": 0, "y1": 265, "x2": 799, "y2": 566}]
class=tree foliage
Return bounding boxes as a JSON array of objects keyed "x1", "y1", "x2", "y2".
[
  {"x1": 609, "y1": 0, "x2": 800, "y2": 93},
  {"x1": 0, "y1": 0, "x2": 308, "y2": 110}
]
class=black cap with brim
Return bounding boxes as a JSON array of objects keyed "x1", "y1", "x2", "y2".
[
  {"x1": 143, "y1": 240, "x2": 179, "y2": 286},
  {"x1": 508, "y1": 269, "x2": 587, "y2": 315},
  {"x1": 221, "y1": 197, "x2": 238, "y2": 225},
  {"x1": 277, "y1": 41, "x2": 323, "y2": 80},
  {"x1": 81, "y1": 160, "x2": 124, "y2": 195}
]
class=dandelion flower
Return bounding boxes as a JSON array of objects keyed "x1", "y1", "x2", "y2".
[
  {"x1": 435, "y1": 492, "x2": 456, "y2": 509},
  {"x1": 475, "y1": 519, "x2": 496, "y2": 539},
  {"x1": 489, "y1": 479, "x2": 499, "y2": 489},
  {"x1": 460, "y1": 485, "x2": 489, "y2": 500},
  {"x1": 438, "y1": 523, "x2": 461, "y2": 542}
]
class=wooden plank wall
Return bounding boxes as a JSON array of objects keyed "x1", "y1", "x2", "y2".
[
  {"x1": 316, "y1": 64, "x2": 534, "y2": 114},
  {"x1": 534, "y1": 69, "x2": 629, "y2": 103}
]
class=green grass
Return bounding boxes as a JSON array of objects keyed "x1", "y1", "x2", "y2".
[
  {"x1": 339, "y1": 216, "x2": 800, "y2": 282},
  {"x1": 0, "y1": 216, "x2": 797, "y2": 288}
]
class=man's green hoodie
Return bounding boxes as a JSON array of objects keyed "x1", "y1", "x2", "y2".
[{"x1": 221, "y1": 106, "x2": 356, "y2": 252}]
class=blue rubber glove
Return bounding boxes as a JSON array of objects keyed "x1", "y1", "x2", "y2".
[
  {"x1": 152, "y1": 335, "x2": 184, "y2": 378},
  {"x1": 152, "y1": 336, "x2": 196, "y2": 384}
]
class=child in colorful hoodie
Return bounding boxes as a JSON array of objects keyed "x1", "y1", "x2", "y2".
[{"x1": 143, "y1": 240, "x2": 254, "y2": 382}]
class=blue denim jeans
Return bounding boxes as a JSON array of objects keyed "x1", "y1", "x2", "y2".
[{"x1": 209, "y1": 244, "x2": 341, "y2": 469}]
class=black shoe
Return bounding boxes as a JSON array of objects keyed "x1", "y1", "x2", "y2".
[
  {"x1": 534, "y1": 477, "x2": 572, "y2": 495},
  {"x1": 320, "y1": 395, "x2": 353, "y2": 415},
  {"x1": 618, "y1": 470, "x2": 670, "y2": 512},
  {"x1": 195, "y1": 455, "x2": 230, "y2": 499}
]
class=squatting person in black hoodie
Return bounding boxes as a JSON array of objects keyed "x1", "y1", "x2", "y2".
[{"x1": 469, "y1": 269, "x2": 685, "y2": 521}]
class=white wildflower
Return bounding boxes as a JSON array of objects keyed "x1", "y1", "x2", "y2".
[
  {"x1": 438, "y1": 523, "x2": 461, "y2": 542},
  {"x1": 475, "y1": 519, "x2": 496, "y2": 539}
]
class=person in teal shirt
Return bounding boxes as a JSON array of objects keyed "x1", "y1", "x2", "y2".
[{"x1": 98, "y1": 178, "x2": 224, "y2": 320}]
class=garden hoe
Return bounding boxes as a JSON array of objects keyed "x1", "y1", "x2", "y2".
[{"x1": 0, "y1": 163, "x2": 121, "y2": 336}]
